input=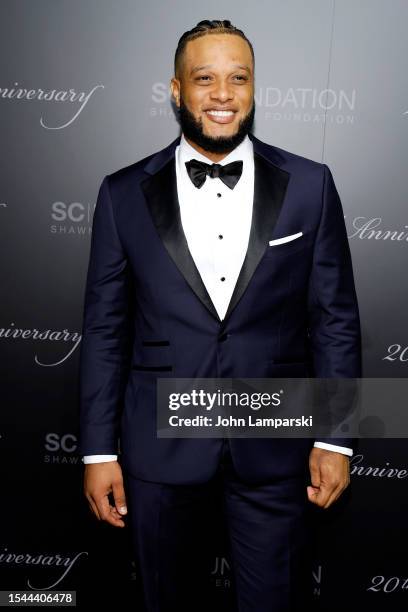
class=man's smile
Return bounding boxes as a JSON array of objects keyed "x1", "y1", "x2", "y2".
[{"x1": 204, "y1": 108, "x2": 238, "y2": 124}]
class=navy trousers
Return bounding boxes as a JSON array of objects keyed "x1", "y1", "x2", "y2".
[{"x1": 123, "y1": 438, "x2": 315, "y2": 612}]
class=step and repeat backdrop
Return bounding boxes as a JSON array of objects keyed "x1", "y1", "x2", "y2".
[{"x1": 1, "y1": 1, "x2": 407, "y2": 610}]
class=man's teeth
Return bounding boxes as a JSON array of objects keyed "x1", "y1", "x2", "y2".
[{"x1": 206, "y1": 110, "x2": 234, "y2": 116}]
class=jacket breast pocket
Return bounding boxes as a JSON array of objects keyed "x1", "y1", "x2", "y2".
[{"x1": 263, "y1": 232, "x2": 312, "y2": 259}]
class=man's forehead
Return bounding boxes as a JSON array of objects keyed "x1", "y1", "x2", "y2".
[
  {"x1": 184, "y1": 35, "x2": 252, "y2": 61},
  {"x1": 190, "y1": 62, "x2": 251, "y2": 74},
  {"x1": 184, "y1": 35, "x2": 252, "y2": 72}
]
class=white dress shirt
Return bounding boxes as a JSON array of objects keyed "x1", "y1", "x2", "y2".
[{"x1": 83, "y1": 133, "x2": 352, "y2": 463}]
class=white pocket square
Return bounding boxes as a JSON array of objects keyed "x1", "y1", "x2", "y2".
[{"x1": 268, "y1": 231, "x2": 303, "y2": 246}]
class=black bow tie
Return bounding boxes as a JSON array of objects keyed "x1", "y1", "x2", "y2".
[{"x1": 185, "y1": 158, "x2": 243, "y2": 189}]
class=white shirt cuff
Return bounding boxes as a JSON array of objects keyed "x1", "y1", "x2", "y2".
[
  {"x1": 313, "y1": 442, "x2": 353, "y2": 456},
  {"x1": 82, "y1": 454, "x2": 118, "y2": 464}
]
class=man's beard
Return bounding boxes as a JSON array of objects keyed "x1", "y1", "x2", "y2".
[{"x1": 178, "y1": 96, "x2": 255, "y2": 154}]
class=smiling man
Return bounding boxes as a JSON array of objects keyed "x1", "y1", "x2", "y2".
[
  {"x1": 79, "y1": 19, "x2": 362, "y2": 612},
  {"x1": 173, "y1": 27, "x2": 255, "y2": 158}
]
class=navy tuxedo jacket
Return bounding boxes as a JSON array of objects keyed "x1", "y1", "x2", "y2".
[{"x1": 78, "y1": 133, "x2": 362, "y2": 485}]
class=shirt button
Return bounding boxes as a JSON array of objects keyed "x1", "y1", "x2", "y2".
[
  {"x1": 217, "y1": 193, "x2": 222, "y2": 198},
  {"x1": 220, "y1": 277, "x2": 226, "y2": 282},
  {"x1": 218, "y1": 234, "x2": 223, "y2": 239}
]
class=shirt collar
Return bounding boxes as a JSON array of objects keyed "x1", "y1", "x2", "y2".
[{"x1": 179, "y1": 132, "x2": 253, "y2": 166}]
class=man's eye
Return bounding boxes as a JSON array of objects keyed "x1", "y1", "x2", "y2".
[{"x1": 195, "y1": 75, "x2": 248, "y2": 82}]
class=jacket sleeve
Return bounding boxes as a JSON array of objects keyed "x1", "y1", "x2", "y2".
[
  {"x1": 78, "y1": 175, "x2": 134, "y2": 456},
  {"x1": 307, "y1": 164, "x2": 362, "y2": 451}
]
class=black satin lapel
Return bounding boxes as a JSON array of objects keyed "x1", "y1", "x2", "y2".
[
  {"x1": 223, "y1": 152, "x2": 290, "y2": 322},
  {"x1": 140, "y1": 157, "x2": 221, "y2": 323}
]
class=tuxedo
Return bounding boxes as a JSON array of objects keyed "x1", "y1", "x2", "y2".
[
  {"x1": 78, "y1": 132, "x2": 361, "y2": 611},
  {"x1": 78, "y1": 132, "x2": 361, "y2": 484}
]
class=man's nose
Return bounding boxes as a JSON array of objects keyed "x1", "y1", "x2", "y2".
[{"x1": 209, "y1": 80, "x2": 234, "y2": 102}]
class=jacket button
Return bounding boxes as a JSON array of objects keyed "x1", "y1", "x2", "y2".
[{"x1": 218, "y1": 332, "x2": 229, "y2": 342}]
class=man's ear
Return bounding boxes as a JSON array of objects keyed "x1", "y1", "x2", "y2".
[{"x1": 170, "y1": 77, "x2": 181, "y2": 108}]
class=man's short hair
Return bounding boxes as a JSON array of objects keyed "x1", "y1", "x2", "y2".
[{"x1": 174, "y1": 19, "x2": 255, "y2": 77}]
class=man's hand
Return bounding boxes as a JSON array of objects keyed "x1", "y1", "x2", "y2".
[
  {"x1": 83, "y1": 461, "x2": 128, "y2": 527},
  {"x1": 307, "y1": 447, "x2": 350, "y2": 509}
]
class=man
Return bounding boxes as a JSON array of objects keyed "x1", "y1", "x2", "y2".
[{"x1": 79, "y1": 19, "x2": 361, "y2": 612}]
